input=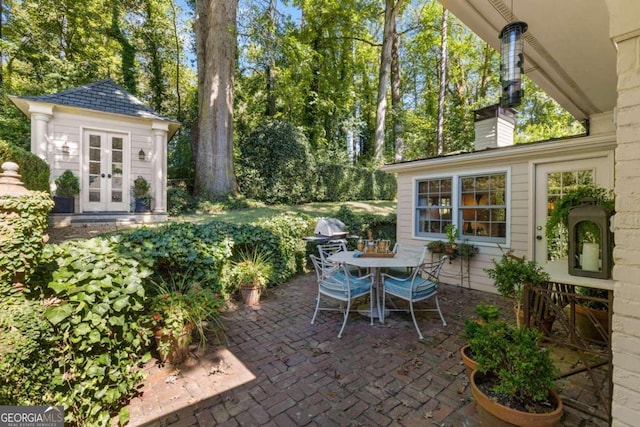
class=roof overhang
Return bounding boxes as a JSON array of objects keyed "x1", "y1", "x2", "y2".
[
  {"x1": 438, "y1": 0, "x2": 618, "y2": 121},
  {"x1": 7, "y1": 95, "x2": 181, "y2": 141},
  {"x1": 382, "y1": 132, "x2": 616, "y2": 174}
]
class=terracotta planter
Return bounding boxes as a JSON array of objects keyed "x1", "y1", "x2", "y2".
[
  {"x1": 460, "y1": 344, "x2": 478, "y2": 378},
  {"x1": 575, "y1": 304, "x2": 608, "y2": 344},
  {"x1": 241, "y1": 284, "x2": 262, "y2": 306},
  {"x1": 470, "y1": 370, "x2": 563, "y2": 427},
  {"x1": 154, "y1": 323, "x2": 194, "y2": 364}
]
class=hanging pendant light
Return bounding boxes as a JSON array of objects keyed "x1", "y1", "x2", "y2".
[{"x1": 499, "y1": 21, "x2": 528, "y2": 108}]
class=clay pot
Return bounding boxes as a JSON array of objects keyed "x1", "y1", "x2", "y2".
[
  {"x1": 241, "y1": 284, "x2": 262, "y2": 306},
  {"x1": 154, "y1": 323, "x2": 194, "y2": 364},
  {"x1": 460, "y1": 344, "x2": 478, "y2": 378},
  {"x1": 575, "y1": 304, "x2": 608, "y2": 345},
  {"x1": 470, "y1": 370, "x2": 563, "y2": 427}
]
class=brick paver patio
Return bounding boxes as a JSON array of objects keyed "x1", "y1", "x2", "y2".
[{"x1": 124, "y1": 273, "x2": 608, "y2": 426}]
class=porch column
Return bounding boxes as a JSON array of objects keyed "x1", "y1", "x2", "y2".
[
  {"x1": 151, "y1": 122, "x2": 168, "y2": 213},
  {"x1": 30, "y1": 110, "x2": 52, "y2": 165},
  {"x1": 607, "y1": 1, "x2": 640, "y2": 425}
]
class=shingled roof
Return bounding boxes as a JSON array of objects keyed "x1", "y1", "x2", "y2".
[{"x1": 16, "y1": 79, "x2": 178, "y2": 123}]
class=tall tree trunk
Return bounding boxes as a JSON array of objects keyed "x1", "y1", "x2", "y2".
[
  {"x1": 110, "y1": 1, "x2": 137, "y2": 94},
  {"x1": 266, "y1": 0, "x2": 277, "y2": 116},
  {"x1": 374, "y1": 0, "x2": 402, "y2": 165},
  {"x1": 436, "y1": 8, "x2": 448, "y2": 155},
  {"x1": 170, "y1": 0, "x2": 183, "y2": 122},
  {"x1": 391, "y1": 27, "x2": 403, "y2": 162},
  {"x1": 194, "y1": 0, "x2": 238, "y2": 199}
]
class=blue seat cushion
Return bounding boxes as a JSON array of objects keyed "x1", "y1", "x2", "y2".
[
  {"x1": 384, "y1": 277, "x2": 437, "y2": 300},
  {"x1": 321, "y1": 272, "x2": 371, "y2": 299}
]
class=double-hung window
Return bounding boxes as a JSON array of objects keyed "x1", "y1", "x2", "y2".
[{"x1": 416, "y1": 171, "x2": 508, "y2": 244}]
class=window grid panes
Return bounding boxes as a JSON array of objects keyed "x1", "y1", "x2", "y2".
[
  {"x1": 416, "y1": 178, "x2": 452, "y2": 235},
  {"x1": 459, "y1": 173, "x2": 506, "y2": 240},
  {"x1": 415, "y1": 172, "x2": 508, "y2": 243}
]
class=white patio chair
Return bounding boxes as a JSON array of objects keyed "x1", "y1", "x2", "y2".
[
  {"x1": 317, "y1": 242, "x2": 359, "y2": 278},
  {"x1": 309, "y1": 254, "x2": 374, "y2": 338},
  {"x1": 381, "y1": 256, "x2": 448, "y2": 340}
]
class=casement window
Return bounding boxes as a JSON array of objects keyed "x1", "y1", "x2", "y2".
[{"x1": 415, "y1": 171, "x2": 508, "y2": 243}]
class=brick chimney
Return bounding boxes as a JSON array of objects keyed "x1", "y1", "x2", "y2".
[{"x1": 473, "y1": 104, "x2": 515, "y2": 151}]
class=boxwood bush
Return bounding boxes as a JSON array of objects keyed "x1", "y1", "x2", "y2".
[{"x1": 0, "y1": 139, "x2": 50, "y2": 192}]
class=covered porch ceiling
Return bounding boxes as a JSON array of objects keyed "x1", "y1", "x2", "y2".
[{"x1": 438, "y1": 0, "x2": 617, "y2": 122}]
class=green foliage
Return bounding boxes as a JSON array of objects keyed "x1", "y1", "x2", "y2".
[
  {"x1": 35, "y1": 238, "x2": 152, "y2": 426},
  {"x1": 0, "y1": 193, "x2": 54, "y2": 287},
  {"x1": 458, "y1": 241, "x2": 479, "y2": 258},
  {"x1": 237, "y1": 119, "x2": 317, "y2": 204},
  {"x1": 315, "y1": 162, "x2": 397, "y2": 202},
  {"x1": 545, "y1": 185, "x2": 614, "y2": 259},
  {"x1": 0, "y1": 140, "x2": 50, "y2": 192},
  {"x1": 229, "y1": 249, "x2": 273, "y2": 289},
  {"x1": 54, "y1": 170, "x2": 80, "y2": 197},
  {"x1": 427, "y1": 240, "x2": 445, "y2": 252},
  {"x1": 475, "y1": 303, "x2": 501, "y2": 323},
  {"x1": 132, "y1": 176, "x2": 151, "y2": 199},
  {"x1": 334, "y1": 204, "x2": 397, "y2": 242},
  {"x1": 445, "y1": 224, "x2": 459, "y2": 244},
  {"x1": 147, "y1": 273, "x2": 225, "y2": 354},
  {"x1": 470, "y1": 321, "x2": 557, "y2": 405},
  {"x1": 485, "y1": 253, "x2": 550, "y2": 304},
  {"x1": 0, "y1": 297, "x2": 57, "y2": 405},
  {"x1": 167, "y1": 186, "x2": 196, "y2": 216},
  {"x1": 577, "y1": 286, "x2": 609, "y2": 311}
]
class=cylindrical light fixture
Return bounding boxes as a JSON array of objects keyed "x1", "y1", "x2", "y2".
[
  {"x1": 499, "y1": 21, "x2": 528, "y2": 108},
  {"x1": 139, "y1": 149, "x2": 146, "y2": 161},
  {"x1": 62, "y1": 142, "x2": 70, "y2": 156}
]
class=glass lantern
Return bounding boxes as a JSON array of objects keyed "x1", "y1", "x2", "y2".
[{"x1": 568, "y1": 198, "x2": 613, "y2": 279}]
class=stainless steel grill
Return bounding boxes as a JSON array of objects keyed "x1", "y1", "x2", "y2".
[{"x1": 303, "y1": 217, "x2": 349, "y2": 243}]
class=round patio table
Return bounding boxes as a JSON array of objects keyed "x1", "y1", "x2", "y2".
[{"x1": 328, "y1": 249, "x2": 424, "y2": 322}]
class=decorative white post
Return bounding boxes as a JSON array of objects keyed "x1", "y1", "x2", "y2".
[{"x1": 152, "y1": 122, "x2": 168, "y2": 213}]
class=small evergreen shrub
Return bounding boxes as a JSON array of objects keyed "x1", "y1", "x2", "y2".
[{"x1": 167, "y1": 187, "x2": 196, "y2": 216}]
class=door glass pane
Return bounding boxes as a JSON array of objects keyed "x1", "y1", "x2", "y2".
[
  {"x1": 546, "y1": 169, "x2": 594, "y2": 260},
  {"x1": 88, "y1": 135, "x2": 102, "y2": 203},
  {"x1": 110, "y1": 135, "x2": 124, "y2": 203}
]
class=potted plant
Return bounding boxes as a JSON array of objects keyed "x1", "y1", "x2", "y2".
[
  {"x1": 461, "y1": 303, "x2": 502, "y2": 377},
  {"x1": 458, "y1": 240, "x2": 478, "y2": 259},
  {"x1": 229, "y1": 249, "x2": 273, "y2": 306},
  {"x1": 52, "y1": 170, "x2": 80, "y2": 213},
  {"x1": 133, "y1": 175, "x2": 151, "y2": 212},
  {"x1": 147, "y1": 276, "x2": 225, "y2": 364},
  {"x1": 426, "y1": 240, "x2": 445, "y2": 254},
  {"x1": 484, "y1": 250, "x2": 550, "y2": 327},
  {"x1": 469, "y1": 320, "x2": 562, "y2": 426},
  {"x1": 444, "y1": 224, "x2": 459, "y2": 255}
]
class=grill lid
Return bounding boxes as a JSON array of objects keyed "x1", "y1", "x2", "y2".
[{"x1": 314, "y1": 217, "x2": 348, "y2": 238}]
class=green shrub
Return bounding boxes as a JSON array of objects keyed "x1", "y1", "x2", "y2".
[
  {"x1": 0, "y1": 139, "x2": 50, "y2": 192},
  {"x1": 39, "y1": 237, "x2": 153, "y2": 426},
  {"x1": 0, "y1": 297, "x2": 57, "y2": 405},
  {"x1": 54, "y1": 170, "x2": 80, "y2": 197},
  {"x1": 167, "y1": 187, "x2": 196, "y2": 216},
  {"x1": 237, "y1": 119, "x2": 317, "y2": 204},
  {"x1": 334, "y1": 204, "x2": 397, "y2": 241},
  {"x1": 316, "y1": 162, "x2": 397, "y2": 202},
  {"x1": 0, "y1": 192, "x2": 54, "y2": 288}
]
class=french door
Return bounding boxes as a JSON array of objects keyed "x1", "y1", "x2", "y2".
[
  {"x1": 83, "y1": 130, "x2": 129, "y2": 212},
  {"x1": 534, "y1": 157, "x2": 612, "y2": 265}
]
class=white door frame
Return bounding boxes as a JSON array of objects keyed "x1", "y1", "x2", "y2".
[{"x1": 81, "y1": 129, "x2": 130, "y2": 212}]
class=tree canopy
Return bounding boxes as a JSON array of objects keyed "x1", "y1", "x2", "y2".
[{"x1": 0, "y1": 0, "x2": 583, "y2": 193}]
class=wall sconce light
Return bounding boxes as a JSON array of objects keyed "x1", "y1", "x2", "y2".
[
  {"x1": 62, "y1": 142, "x2": 70, "y2": 156},
  {"x1": 499, "y1": 21, "x2": 528, "y2": 108},
  {"x1": 139, "y1": 149, "x2": 146, "y2": 161}
]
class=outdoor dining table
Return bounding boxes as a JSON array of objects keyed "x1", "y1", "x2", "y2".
[{"x1": 327, "y1": 249, "x2": 424, "y2": 322}]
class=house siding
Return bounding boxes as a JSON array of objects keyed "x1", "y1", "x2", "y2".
[
  {"x1": 48, "y1": 108, "x2": 164, "y2": 213},
  {"x1": 611, "y1": 8, "x2": 640, "y2": 424},
  {"x1": 390, "y1": 136, "x2": 615, "y2": 297}
]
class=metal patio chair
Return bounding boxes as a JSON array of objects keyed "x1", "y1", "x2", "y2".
[
  {"x1": 309, "y1": 254, "x2": 374, "y2": 338},
  {"x1": 381, "y1": 256, "x2": 448, "y2": 340}
]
